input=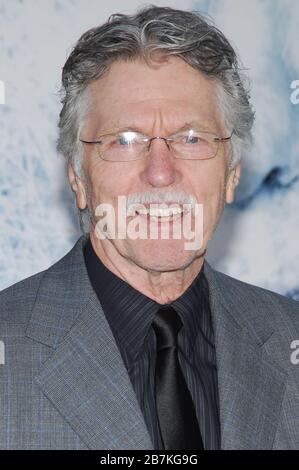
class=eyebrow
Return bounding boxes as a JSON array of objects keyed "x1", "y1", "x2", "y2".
[
  {"x1": 176, "y1": 122, "x2": 214, "y2": 133},
  {"x1": 97, "y1": 121, "x2": 215, "y2": 137}
]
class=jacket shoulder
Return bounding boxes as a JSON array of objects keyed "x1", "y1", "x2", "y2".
[
  {"x1": 212, "y1": 267, "x2": 299, "y2": 327},
  {"x1": 0, "y1": 270, "x2": 46, "y2": 324},
  {"x1": 0, "y1": 237, "x2": 86, "y2": 325}
]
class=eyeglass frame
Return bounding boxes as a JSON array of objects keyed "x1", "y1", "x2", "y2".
[{"x1": 79, "y1": 128, "x2": 234, "y2": 162}]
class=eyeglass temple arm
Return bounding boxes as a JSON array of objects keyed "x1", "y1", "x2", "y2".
[
  {"x1": 79, "y1": 138, "x2": 103, "y2": 144},
  {"x1": 214, "y1": 130, "x2": 234, "y2": 142}
]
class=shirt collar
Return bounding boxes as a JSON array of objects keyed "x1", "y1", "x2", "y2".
[{"x1": 83, "y1": 236, "x2": 210, "y2": 363}]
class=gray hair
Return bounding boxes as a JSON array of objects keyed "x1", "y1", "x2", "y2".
[{"x1": 57, "y1": 5, "x2": 255, "y2": 232}]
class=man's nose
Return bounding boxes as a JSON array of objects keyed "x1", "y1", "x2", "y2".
[{"x1": 139, "y1": 137, "x2": 181, "y2": 188}]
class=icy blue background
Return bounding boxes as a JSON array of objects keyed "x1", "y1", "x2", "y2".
[{"x1": 0, "y1": 0, "x2": 298, "y2": 297}]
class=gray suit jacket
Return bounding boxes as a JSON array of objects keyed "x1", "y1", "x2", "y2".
[{"x1": 1, "y1": 235, "x2": 299, "y2": 449}]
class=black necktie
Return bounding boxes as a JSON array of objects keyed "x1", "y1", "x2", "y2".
[{"x1": 152, "y1": 306, "x2": 204, "y2": 450}]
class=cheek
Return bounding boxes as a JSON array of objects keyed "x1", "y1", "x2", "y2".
[
  {"x1": 86, "y1": 163, "x2": 139, "y2": 213},
  {"x1": 87, "y1": 164, "x2": 122, "y2": 200},
  {"x1": 194, "y1": 164, "x2": 225, "y2": 199},
  {"x1": 194, "y1": 170, "x2": 226, "y2": 230}
]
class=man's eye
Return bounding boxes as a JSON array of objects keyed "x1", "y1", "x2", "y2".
[
  {"x1": 113, "y1": 136, "x2": 130, "y2": 146},
  {"x1": 117, "y1": 137, "x2": 130, "y2": 145},
  {"x1": 115, "y1": 132, "x2": 138, "y2": 146},
  {"x1": 185, "y1": 135, "x2": 201, "y2": 144}
]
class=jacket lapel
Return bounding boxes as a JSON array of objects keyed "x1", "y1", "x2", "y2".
[
  {"x1": 26, "y1": 236, "x2": 153, "y2": 450},
  {"x1": 204, "y1": 261, "x2": 287, "y2": 449}
]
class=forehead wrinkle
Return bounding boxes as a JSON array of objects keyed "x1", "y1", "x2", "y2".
[
  {"x1": 98, "y1": 101, "x2": 216, "y2": 132},
  {"x1": 87, "y1": 89, "x2": 222, "y2": 136},
  {"x1": 97, "y1": 120, "x2": 221, "y2": 137}
]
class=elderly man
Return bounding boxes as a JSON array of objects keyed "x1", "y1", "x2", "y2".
[{"x1": 1, "y1": 5, "x2": 299, "y2": 451}]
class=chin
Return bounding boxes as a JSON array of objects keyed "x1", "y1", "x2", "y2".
[{"x1": 123, "y1": 239, "x2": 201, "y2": 273}]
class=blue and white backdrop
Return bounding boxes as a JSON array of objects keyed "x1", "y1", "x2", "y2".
[{"x1": 0, "y1": 0, "x2": 299, "y2": 298}]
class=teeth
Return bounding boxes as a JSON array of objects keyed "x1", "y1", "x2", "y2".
[
  {"x1": 135, "y1": 207, "x2": 184, "y2": 217},
  {"x1": 127, "y1": 203, "x2": 193, "y2": 219}
]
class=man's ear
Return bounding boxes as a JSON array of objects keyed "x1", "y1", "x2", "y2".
[
  {"x1": 67, "y1": 163, "x2": 87, "y2": 210},
  {"x1": 225, "y1": 161, "x2": 241, "y2": 204}
]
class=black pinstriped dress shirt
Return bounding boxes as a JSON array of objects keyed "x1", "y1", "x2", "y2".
[{"x1": 84, "y1": 237, "x2": 220, "y2": 449}]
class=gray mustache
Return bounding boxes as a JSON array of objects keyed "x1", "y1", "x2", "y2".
[{"x1": 126, "y1": 191, "x2": 198, "y2": 208}]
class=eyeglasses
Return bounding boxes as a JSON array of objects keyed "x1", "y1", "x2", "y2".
[{"x1": 79, "y1": 128, "x2": 234, "y2": 162}]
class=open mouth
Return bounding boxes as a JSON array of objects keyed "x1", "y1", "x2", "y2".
[{"x1": 128, "y1": 204, "x2": 191, "y2": 223}]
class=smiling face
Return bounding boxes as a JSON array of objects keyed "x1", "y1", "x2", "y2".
[{"x1": 68, "y1": 56, "x2": 240, "y2": 275}]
